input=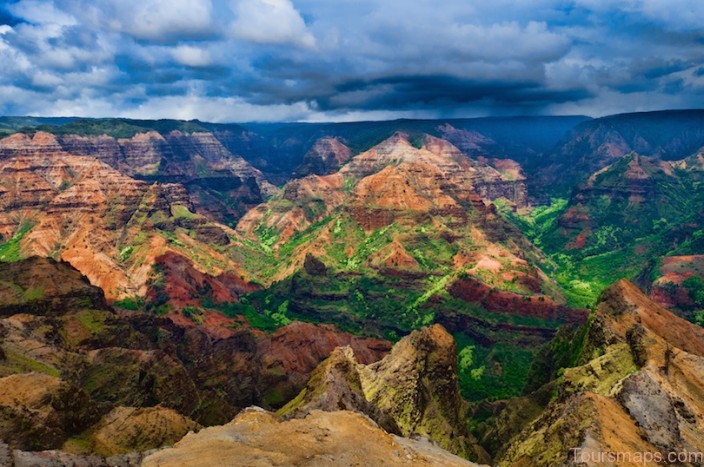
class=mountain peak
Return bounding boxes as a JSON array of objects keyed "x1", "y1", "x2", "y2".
[{"x1": 279, "y1": 324, "x2": 489, "y2": 462}]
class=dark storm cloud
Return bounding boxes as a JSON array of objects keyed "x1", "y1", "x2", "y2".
[
  {"x1": 315, "y1": 76, "x2": 594, "y2": 112},
  {"x1": 0, "y1": 0, "x2": 703, "y2": 121}
]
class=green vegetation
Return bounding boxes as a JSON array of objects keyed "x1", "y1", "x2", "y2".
[
  {"x1": 118, "y1": 246, "x2": 134, "y2": 262},
  {"x1": 113, "y1": 296, "x2": 144, "y2": 311},
  {"x1": 1, "y1": 348, "x2": 60, "y2": 377},
  {"x1": 171, "y1": 204, "x2": 198, "y2": 219},
  {"x1": 34, "y1": 118, "x2": 210, "y2": 138},
  {"x1": 695, "y1": 310, "x2": 704, "y2": 327},
  {"x1": 22, "y1": 286, "x2": 44, "y2": 301},
  {"x1": 494, "y1": 197, "x2": 568, "y2": 243},
  {"x1": 182, "y1": 306, "x2": 204, "y2": 324},
  {"x1": 0, "y1": 221, "x2": 36, "y2": 262},
  {"x1": 455, "y1": 333, "x2": 534, "y2": 401},
  {"x1": 77, "y1": 309, "x2": 108, "y2": 334},
  {"x1": 200, "y1": 298, "x2": 281, "y2": 332},
  {"x1": 495, "y1": 154, "x2": 704, "y2": 308},
  {"x1": 684, "y1": 276, "x2": 704, "y2": 306}
]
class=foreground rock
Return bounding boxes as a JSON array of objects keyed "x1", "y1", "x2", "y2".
[
  {"x1": 142, "y1": 408, "x2": 477, "y2": 467},
  {"x1": 87, "y1": 406, "x2": 200, "y2": 456},
  {"x1": 0, "y1": 373, "x2": 98, "y2": 450},
  {"x1": 279, "y1": 324, "x2": 490, "y2": 463}
]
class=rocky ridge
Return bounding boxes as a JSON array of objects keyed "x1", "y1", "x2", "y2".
[
  {"x1": 279, "y1": 324, "x2": 490, "y2": 462},
  {"x1": 498, "y1": 280, "x2": 704, "y2": 465},
  {"x1": 0, "y1": 133, "x2": 271, "y2": 316},
  {"x1": 0, "y1": 130, "x2": 274, "y2": 224}
]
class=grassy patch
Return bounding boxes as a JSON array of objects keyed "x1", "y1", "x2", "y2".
[
  {"x1": 172, "y1": 204, "x2": 198, "y2": 219},
  {"x1": 0, "y1": 221, "x2": 36, "y2": 262},
  {"x1": 77, "y1": 310, "x2": 107, "y2": 334},
  {"x1": 455, "y1": 333, "x2": 534, "y2": 401},
  {"x1": 112, "y1": 296, "x2": 143, "y2": 311},
  {"x1": 2, "y1": 347, "x2": 60, "y2": 377}
]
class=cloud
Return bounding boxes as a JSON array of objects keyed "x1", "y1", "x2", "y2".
[
  {"x1": 0, "y1": 0, "x2": 702, "y2": 121},
  {"x1": 575, "y1": 0, "x2": 704, "y2": 31},
  {"x1": 172, "y1": 45, "x2": 212, "y2": 67},
  {"x1": 230, "y1": 0, "x2": 315, "y2": 48},
  {"x1": 7, "y1": 0, "x2": 77, "y2": 26},
  {"x1": 78, "y1": 0, "x2": 217, "y2": 43}
]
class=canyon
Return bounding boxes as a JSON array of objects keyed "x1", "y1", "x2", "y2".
[{"x1": 0, "y1": 111, "x2": 702, "y2": 465}]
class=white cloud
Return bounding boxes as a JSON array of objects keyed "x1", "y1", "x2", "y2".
[
  {"x1": 0, "y1": 0, "x2": 702, "y2": 121},
  {"x1": 172, "y1": 45, "x2": 212, "y2": 67},
  {"x1": 8, "y1": 0, "x2": 78, "y2": 26},
  {"x1": 230, "y1": 0, "x2": 316, "y2": 48},
  {"x1": 121, "y1": 94, "x2": 315, "y2": 122},
  {"x1": 73, "y1": 0, "x2": 216, "y2": 42}
]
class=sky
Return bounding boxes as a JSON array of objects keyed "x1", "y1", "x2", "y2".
[{"x1": 0, "y1": 0, "x2": 703, "y2": 122}]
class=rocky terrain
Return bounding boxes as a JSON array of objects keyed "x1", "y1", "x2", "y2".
[
  {"x1": 0, "y1": 128, "x2": 274, "y2": 225},
  {"x1": 0, "y1": 258, "x2": 390, "y2": 462},
  {"x1": 279, "y1": 324, "x2": 489, "y2": 462},
  {"x1": 0, "y1": 111, "x2": 702, "y2": 465},
  {"x1": 142, "y1": 409, "x2": 477, "y2": 467},
  {"x1": 497, "y1": 280, "x2": 704, "y2": 465},
  {"x1": 291, "y1": 136, "x2": 353, "y2": 178},
  {"x1": 537, "y1": 109, "x2": 704, "y2": 192},
  {"x1": 232, "y1": 132, "x2": 583, "y2": 402}
]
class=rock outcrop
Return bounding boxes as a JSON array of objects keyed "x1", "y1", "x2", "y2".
[
  {"x1": 279, "y1": 324, "x2": 489, "y2": 462},
  {"x1": 142, "y1": 408, "x2": 477, "y2": 467},
  {"x1": 0, "y1": 256, "x2": 108, "y2": 315},
  {"x1": 346, "y1": 162, "x2": 469, "y2": 231},
  {"x1": 0, "y1": 373, "x2": 98, "y2": 451},
  {"x1": 499, "y1": 280, "x2": 704, "y2": 466},
  {"x1": 543, "y1": 110, "x2": 704, "y2": 189},
  {"x1": 88, "y1": 406, "x2": 200, "y2": 456},
  {"x1": 0, "y1": 137, "x2": 260, "y2": 305}
]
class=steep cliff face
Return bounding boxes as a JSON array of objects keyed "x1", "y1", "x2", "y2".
[
  {"x1": 500, "y1": 280, "x2": 704, "y2": 466},
  {"x1": 292, "y1": 136, "x2": 352, "y2": 177},
  {"x1": 234, "y1": 132, "x2": 575, "y2": 400},
  {"x1": 648, "y1": 255, "x2": 704, "y2": 313},
  {"x1": 555, "y1": 154, "x2": 673, "y2": 238},
  {"x1": 337, "y1": 132, "x2": 517, "y2": 206},
  {"x1": 238, "y1": 132, "x2": 535, "y2": 258},
  {"x1": 535, "y1": 150, "x2": 704, "y2": 308},
  {"x1": 0, "y1": 256, "x2": 107, "y2": 315},
  {"x1": 0, "y1": 143, "x2": 245, "y2": 301},
  {"x1": 437, "y1": 125, "x2": 529, "y2": 208},
  {"x1": 447, "y1": 275, "x2": 588, "y2": 324},
  {"x1": 437, "y1": 123, "x2": 500, "y2": 156},
  {"x1": 0, "y1": 130, "x2": 273, "y2": 225},
  {"x1": 279, "y1": 324, "x2": 489, "y2": 462},
  {"x1": 0, "y1": 133, "x2": 275, "y2": 309},
  {"x1": 346, "y1": 162, "x2": 470, "y2": 231},
  {"x1": 88, "y1": 406, "x2": 200, "y2": 457}
]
